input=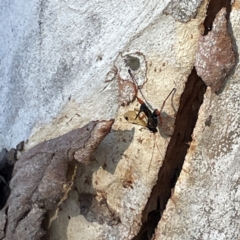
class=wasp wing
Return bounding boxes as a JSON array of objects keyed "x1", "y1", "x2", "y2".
[{"x1": 124, "y1": 110, "x2": 147, "y2": 127}]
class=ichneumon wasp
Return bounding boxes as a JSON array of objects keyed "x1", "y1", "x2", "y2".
[
  {"x1": 124, "y1": 69, "x2": 176, "y2": 134},
  {"x1": 124, "y1": 69, "x2": 176, "y2": 170}
]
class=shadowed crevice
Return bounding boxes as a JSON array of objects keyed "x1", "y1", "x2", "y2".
[
  {"x1": 132, "y1": 68, "x2": 207, "y2": 240},
  {"x1": 203, "y1": 0, "x2": 232, "y2": 35}
]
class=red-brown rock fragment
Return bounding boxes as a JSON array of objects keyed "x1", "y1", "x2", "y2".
[
  {"x1": 0, "y1": 120, "x2": 114, "y2": 240},
  {"x1": 195, "y1": 8, "x2": 236, "y2": 93},
  {"x1": 117, "y1": 73, "x2": 136, "y2": 106}
]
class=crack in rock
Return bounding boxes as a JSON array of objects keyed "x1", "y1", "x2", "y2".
[{"x1": 133, "y1": 68, "x2": 206, "y2": 240}]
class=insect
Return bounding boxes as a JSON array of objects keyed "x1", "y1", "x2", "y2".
[
  {"x1": 124, "y1": 69, "x2": 176, "y2": 170},
  {"x1": 125, "y1": 69, "x2": 176, "y2": 134}
]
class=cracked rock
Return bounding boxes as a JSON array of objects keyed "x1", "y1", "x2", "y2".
[
  {"x1": 0, "y1": 120, "x2": 114, "y2": 240},
  {"x1": 163, "y1": 0, "x2": 204, "y2": 23}
]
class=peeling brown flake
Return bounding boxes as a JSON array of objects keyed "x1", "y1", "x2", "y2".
[
  {"x1": 113, "y1": 52, "x2": 147, "y2": 106},
  {"x1": 195, "y1": 8, "x2": 236, "y2": 93},
  {"x1": 0, "y1": 120, "x2": 114, "y2": 240}
]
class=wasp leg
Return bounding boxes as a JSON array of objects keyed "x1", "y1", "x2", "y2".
[
  {"x1": 128, "y1": 69, "x2": 146, "y2": 104},
  {"x1": 156, "y1": 88, "x2": 176, "y2": 127},
  {"x1": 134, "y1": 108, "x2": 147, "y2": 120}
]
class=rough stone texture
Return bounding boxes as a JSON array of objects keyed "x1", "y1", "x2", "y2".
[
  {"x1": 0, "y1": 211, "x2": 6, "y2": 239},
  {"x1": 154, "y1": 4, "x2": 240, "y2": 240},
  {"x1": 114, "y1": 52, "x2": 147, "y2": 106},
  {"x1": 131, "y1": 68, "x2": 206, "y2": 239},
  {"x1": 163, "y1": 0, "x2": 204, "y2": 22},
  {"x1": 154, "y1": 87, "x2": 240, "y2": 239},
  {"x1": 0, "y1": 120, "x2": 113, "y2": 240},
  {"x1": 1, "y1": 0, "x2": 207, "y2": 239},
  {"x1": 46, "y1": 7, "x2": 207, "y2": 239},
  {"x1": 195, "y1": 8, "x2": 236, "y2": 93},
  {"x1": 5, "y1": 149, "x2": 17, "y2": 166},
  {"x1": 2, "y1": 0, "x2": 240, "y2": 240},
  {"x1": 0, "y1": 0, "x2": 175, "y2": 150}
]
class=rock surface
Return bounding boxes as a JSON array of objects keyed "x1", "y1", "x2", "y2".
[
  {"x1": 154, "y1": 2, "x2": 240, "y2": 240},
  {"x1": 195, "y1": 8, "x2": 236, "y2": 93},
  {"x1": 0, "y1": 0, "x2": 240, "y2": 239},
  {"x1": 0, "y1": 120, "x2": 113, "y2": 240},
  {"x1": 164, "y1": 0, "x2": 204, "y2": 22}
]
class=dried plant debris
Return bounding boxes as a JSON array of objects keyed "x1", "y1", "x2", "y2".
[
  {"x1": 163, "y1": 0, "x2": 204, "y2": 23},
  {"x1": 0, "y1": 120, "x2": 114, "y2": 240},
  {"x1": 195, "y1": 8, "x2": 236, "y2": 93}
]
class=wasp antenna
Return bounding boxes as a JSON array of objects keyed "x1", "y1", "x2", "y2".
[
  {"x1": 128, "y1": 69, "x2": 133, "y2": 78},
  {"x1": 128, "y1": 69, "x2": 146, "y2": 105},
  {"x1": 148, "y1": 134, "x2": 164, "y2": 172},
  {"x1": 155, "y1": 138, "x2": 164, "y2": 159},
  {"x1": 148, "y1": 134, "x2": 163, "y2": 170},
  {"x1": 128, "y1": 68, "x2": 151, "y2": 107},
  {"x1": 159, "y1": 88, "x2": 176, "y2": 114},
  {"x1": 128, "y1": 69, "x2": 139, "y2": 87}
]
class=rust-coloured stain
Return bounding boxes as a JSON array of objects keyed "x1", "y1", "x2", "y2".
[{"x1": 195, "y1": 8, "x2": 236, "y2": 93}]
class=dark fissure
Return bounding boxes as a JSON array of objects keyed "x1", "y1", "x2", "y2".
[
  {"x1": 203, "y1": 0, "x2": 232, "y2": 35},
  {"x1": 132, "y1": 68, "x2": 207, "y2": 240},
  {"x1": 0, "y1": 149, "x2": 16, "y2": 210},
  {"x1": 132, "y1": 0, "x2": 234, "y2": 238}
]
